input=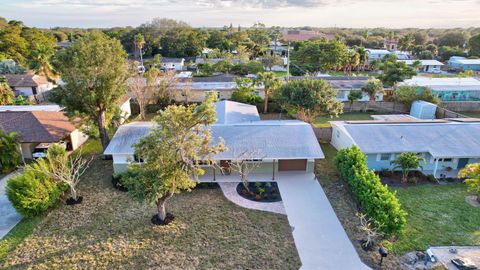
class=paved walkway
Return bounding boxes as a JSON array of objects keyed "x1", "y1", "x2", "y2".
[
  {"x1": 0, "y1": 171, "x2": 22, "y2": 239},
  {"x1": 275, "y1": 172, "x2": 370, "y2": 270},
  {"x1": 218, "y1": 182, "x2": 286, "y2": 215}
]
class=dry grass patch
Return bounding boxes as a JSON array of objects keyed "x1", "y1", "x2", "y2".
[{"x1": 2, "y1": 158, "x2": 300, "y2": 270}]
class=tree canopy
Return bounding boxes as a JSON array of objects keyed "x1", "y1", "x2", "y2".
[
  {"x1": 52, "y1": 31, "x2": 128, "y2": 150},
  {"x1": 121, "y1": 92, "x2": 225, "y2": 223},
  {"x1": 276, "y1": 79, "x2": 343, "y2": 123}
]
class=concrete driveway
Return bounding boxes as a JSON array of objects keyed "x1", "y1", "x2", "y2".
[
  {"x1": 276, "y1": 172, "x2": 370, "y2": 270},
  {"x1": 0, "y1": 171, "x2": 22, "y2": 239}
]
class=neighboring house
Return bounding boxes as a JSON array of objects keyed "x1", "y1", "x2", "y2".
[
  {"x1": 161, "y1": 58, "x2": 185, "y2": 71},
  {"x1": 280, "y1": 29, "x2": 329, "y2": 41},
  {"x1": 330, "y1": 118, "x2": 480, "y2": 178},
  {"x1": 0, "y1": 111, "x2": 88, "y2": 159},
  {"x1": 105, "y1": 100, "x2": 324, "y2": 177},
  {"x1": 448, "y1": 57, "x2": 480, "y2": 71},
  {"x1": 4, "y1": 74, "x2": 54, "y2": 103},
  {"x1": 397, "y1": 59, "x2": 444, "y2": 73},
  {"x1": 384, "y1": 38, "x2": 398, "y2": 51},
  {"x1": 399, "y1": 76, "x2": 480, "y2": 101},
  {"x1": 366, "y1": 49, "x2": 411, "y2": 62},
  {"x1": 289, "y1": 76, "x2": 383, "y2": 102},
  {"x1": 0, "y1": 105, "x2": 62, "y2": 112},
  {"x1": 174, "y1": 74, "x2": 264, "y2": 102}
]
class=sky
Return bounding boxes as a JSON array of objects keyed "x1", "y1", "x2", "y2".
[{"x1": 1, "y1": 0, "x2": 480, "y2": 29}]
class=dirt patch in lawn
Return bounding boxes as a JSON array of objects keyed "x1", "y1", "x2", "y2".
[
  {"x1": 2, "y1": 157, "x2": 300, "y2": 270},
  {"x1": 316, "y1": 143, "x2": 404, "y2": 270}
]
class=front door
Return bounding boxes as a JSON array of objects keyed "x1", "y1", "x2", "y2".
[
  {"x1": 457, "y1": 158, "x2": 469, "y2": 169},
  {"x1": 278, "y1": 159, "x2": 307, "y2": 171}
]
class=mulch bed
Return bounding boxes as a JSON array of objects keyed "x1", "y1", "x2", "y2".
[
  {"x1": 236, "y1": 182, "x2": 282, "y2": 202},
  {"x1": 379, "y1": 171, "x2": 440, "y2": 187}
]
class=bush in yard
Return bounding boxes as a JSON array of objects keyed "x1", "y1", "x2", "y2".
[
  {"x1": 6, "y1": 167, "x2": 62, "y2": 217},
  {"x1": 334, "y1": 146, "x2": 407, "y2": 235}
]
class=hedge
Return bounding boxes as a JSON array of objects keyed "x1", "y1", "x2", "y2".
[
  {"x1": 6, "y1": 167, "x2": 63, "y2": 217},
  {"x1": 333, "y1": 146, "x2": 407, "y2": 235}
]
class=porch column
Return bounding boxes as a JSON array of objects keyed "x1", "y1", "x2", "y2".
[
  {"x1": 433, "y1": 158, "x2": 439, "y2": 179},
  {"x1": 272, "y1": 159, "x2": 275, "y2": 180},
  {"x1": 213, "y1": 167, "x2": 216, "y2": 181}
]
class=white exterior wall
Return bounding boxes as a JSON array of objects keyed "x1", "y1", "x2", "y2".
[
  {"x1": 20, "y1": 143, "x2": 36, "y2": 159},
  {"x1": 69, "y1": 129, "x2": 89, "y2": 150},
  {"x1": 162, "y1": 61, "x2": 184, "y2": 71},
  {"x1": 14, "y1": 87, "x2": 34, "y2": 97},
  {"x1": 330, "y1": 125, "x2": 355, "y2": 150},
  {"x1": 119, "y1": 99, "x2": 131, "y2": 123},
  {"x1": 335, "y1": 90, "x2": 383, "y2": 102}
]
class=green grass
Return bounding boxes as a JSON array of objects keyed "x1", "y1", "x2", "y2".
[
  {"x1": 273, "y1": 71, "x2": 288, "y2": 77},
  {"x1": 314, "y1": 112, "x2": 373, "y2": 128},
  {"x1": 391, "y1": 184, "x2": 480, "y2": 253},
  {"x1": 72, "y1": 138, "x2": 103, "y2": 156},
  {"x1": 0, "y1": 215, "x2": 44, "y2": 265},
  {"x1": 1, "y1": 157, "x2": 300, "y2": 269}
]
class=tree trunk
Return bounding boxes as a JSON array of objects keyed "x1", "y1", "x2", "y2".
[
  {"x1": 97, "y1": 110, "x2": 110, "y2": 151},
  {"x1": 263, "y1": 90, "x2": 269, "y2": 114},
  {"x1": 70, "y1": 186, "x2": 77, "y2": 200},
  {"x1": 139, "y1": 102, "x2": 146, "y2": 120},
  {"x1": 157, "y1": 192, "x2": 173, "y2": 221}
]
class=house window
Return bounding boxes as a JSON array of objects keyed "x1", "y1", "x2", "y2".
[
  {"x1": 336, "y1": 130, "x2": 340, "y2": 138},
  {"x1": 133, "y1": 155, "x2": 144, "y2": 163},
  {"x1": 379, "y1": 153, "x2": 391, "y2": 161},
  {"x1": 442, "y1": 158, "x2": 453, "y2": 162}
]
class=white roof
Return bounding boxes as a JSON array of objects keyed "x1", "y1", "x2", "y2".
[
  {"x1": 450, "y1": 58, "x2": 480, "y2": 65},
  {"x1": 400, "y1": 76, "x2": 480, "y2": 91},
  {"x1": 398, "y1": 60, "x2": 444, "y2": 66},
  {"x1": 104, "y1": 101, "x2": 324, "y2": 160},
  {"x1": 214, "y1": 100, "x2": 260, "y2": 124},
  {"x1": 0, "y1": 105, "x2": 62, "y2": 112},
  {"x1": 332, "y1": 120, "x2": 480, "y2": 158},
  {"x1": 176, "y1": 82, "x2": 238, "y2": 91}
]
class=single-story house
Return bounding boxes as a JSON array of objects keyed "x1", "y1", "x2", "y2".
[
  {"x1": 0, "y1": 111, "x2": 88, "y2": 159},
  {"x1": 330, "y1": 118, "x2": 480, "y2": 178},
  {"x1": 366, "y1": 49, "x2": 411, "y2": 62},
  {"x1": 448, "y1": 57, "x2": 480, "y2": 71},
  {"x1": 161, "y1": 58, "x2": 185, "y2": 71},
  {"x1": 399, "y1": 76, "x2": 480, "y2": 101},
  {"x1": 4, "y1": 74, "x2": 55, "y2": 103},
  {"x1": 174, "y1": 74, "x2": 264, "y2": 103},
  {"x1": 397, "y1": 59, "x2": 444, "y2": 73},
  {"x1": 289, "y1": 76, "x2": 383, "y2": 102},
  {"x1": 105, "y1": 100, "x2": 324, "y2": 178}
]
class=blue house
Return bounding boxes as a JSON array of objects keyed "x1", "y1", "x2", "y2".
[
  {"x1": 448, "y1": 57, "x2": 480, "y2": 71},
  {"x1": 330, "y1": 119, "x2": 480, "y2": 178},
  {"x1": 399, "y1": 76, "x2": 480, "y2": 102}
]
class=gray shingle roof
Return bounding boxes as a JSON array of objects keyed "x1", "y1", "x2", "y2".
[
  {"x1": 104, "y1": 101, "x2": 324, "y2": 159},
  {"x1": 337, "y1": 121, "x2": 480, "y2": 158}
]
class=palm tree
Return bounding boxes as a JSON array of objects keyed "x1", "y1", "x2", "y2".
[
  {"x1": 391, "y1": 152, "x2": 424, "y2": 183},
  {"x1": 29, "y1": 45, "x2": 56, "y2": 81},
  {"x1": 134, "y1": 34, "x2": 145, "y2": 66},
  {"x1": 0, "y1": 76, "x2": 14, "y2": 105},
  {"x1": 355, "y1": 47, "x2": 368, "y2": 71},
  {"x1": 256, "y1": 72, "x2": 281, "y2": 113},
  {"x1": 0, "y1": 130, "x2": 21, "y2": 173}
]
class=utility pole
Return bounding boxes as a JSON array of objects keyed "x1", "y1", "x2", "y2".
[{"x1": 286, "y1": 42, "x2": 290, "y2": 81}]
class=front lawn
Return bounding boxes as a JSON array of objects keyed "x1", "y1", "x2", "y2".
[
  {"x1": 1, "y1": 156, "x2": 300, "y2": 269},
  {"x1": 463, "y1": 111, "x2": 480, "y2": 118},
  {"x1": 391, "y1": 184, "x2": 480, "y2": 253},
  {"x1": 314, "y1": 112, "x2": 373, "y2": 128}
]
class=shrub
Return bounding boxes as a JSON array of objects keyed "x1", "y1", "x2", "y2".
[
  {"x1": 334, "y1": 146, "x2": 407, "y2": 235},
  {"x1": 6, "y1": 167, "x2": 62, "y2": 217},
  {"x1": 407, "y1": 177, "x2": 418, "y2": 184},
  {"x1": 379, "y1": 168, "x2": 392, "y2": 177},
  {"x1": 426, "y1": 174, "x2": 436, "y2": 182}
]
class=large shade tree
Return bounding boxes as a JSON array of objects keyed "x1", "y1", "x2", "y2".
[
  {"x1": 275, "y1": 79, "x2": 343, "y2": 124},
  {"x1": 29, "y1": 44, "x2": 56, "y2": 81},
  {"x1": 53, "y1": 31, "x2": 128, "y2": 150},
  {"x1": 361, "y1": 79, "x2": 384, "y2": 104},
  {"x1": 378, "y1": 55, "x2": 417, "y2": 88},
  {"x1": 121, "y1": 92, "x2": 225, "y2": 224}
]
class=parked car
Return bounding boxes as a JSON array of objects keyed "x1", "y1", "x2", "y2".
[
  {"x1": 32, "y1": 142, "x2": 67, "y2": 159},
  {"x1": 451, "y1": 258, "x2": 478, "y2": 270}
]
